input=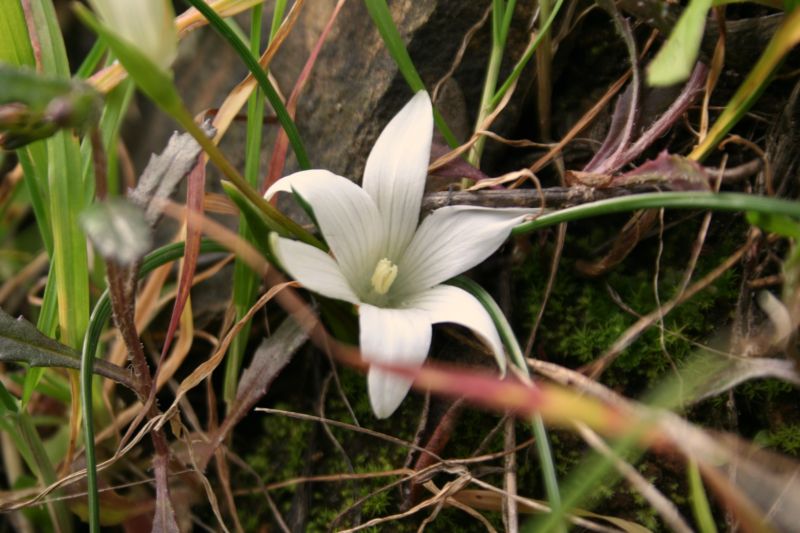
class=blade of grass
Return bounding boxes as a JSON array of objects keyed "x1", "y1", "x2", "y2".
[
  {"x1": 512, "y1": 192, "x2": 800, "y2": 235},
  {"x1": 15, "y1": 412, "x2": 70, "y2": 533},
  {"x1": 75, "y1": 39, "x2": 107, "y2": 79},
  {"x1": 688, "y1": 459, "x2": 718, "y2": 533},
  {"x1": 182, "y1": 0, "x2": 310, "y2": 169},
  {"x1": 225, "y1": 2, "x2": 268, "y2": 404},
  {"x1": 27, "y1": 4, "x2": 88, "y2": 530},
  {"x1": 262, "y1": 0, "x2": 344, "y2": 193},
  {"x1": 29, "y1": 0, "x2": 90, "y2": 347},
  {"x1": 490, "y1": 0, "x2": 565, "y2": 109},
  {"x1": 0, "y1": 0, "x2": 34, "y2": 66},
  {"x1": 208, "y1": 0, "x2": 304, "y2": 145},
  {"x1": 449, "y1": 276, "x2": 563, "y2": 531},
  {"x1": 222, "y1": 181, "x2": 282, "y2": 260},
  {"x1": 22, "y1": 262, "x2": 58, "y2": 407},
  {"x1": 16, "y1": 145, "x2": 52, "y2": 254},
  {"x1": 468, "y1": 0, "x2": 517, "y2": 170},
  {"x1": 364, "y1": 0, "x2": 458, "y2": 148},
  {"x1": 689, "y1": 8, "x2": 800, "y2": 161},
  {"x1": 535, "y1": 0, "x2": 554, "y2": 139}
]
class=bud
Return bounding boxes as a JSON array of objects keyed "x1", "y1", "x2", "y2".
[{"x1": 88, "y1": 0, "x2": 177, "y2": 71}]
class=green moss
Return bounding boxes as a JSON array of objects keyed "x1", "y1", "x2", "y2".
[
  {"x1": 237, "y1": 367, "x2": 426, "y2": 530},
  {"x1": 235, "y1": 215, "x2": 753, "y2": 530},
  {"x1": 754, "y1": 423, "x2": 800, "y2": 456},
  {"x1": 516, "y1": 216, "x2": 741, "y2": 391}
]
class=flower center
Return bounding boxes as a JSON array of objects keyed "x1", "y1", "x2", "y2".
[{"x1": 370, "y1": 258, "x2": 398, "y2": 295}]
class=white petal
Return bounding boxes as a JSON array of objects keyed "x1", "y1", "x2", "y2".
[
  {"x1": 266, "y1": 170, "x2": 383, "y2": 291},
  {"x1": 395, "y1": 206, "x2": 532, "y2": 294},
  {"x1": 89, "y1": 0, "x2": 177, "y2": 69},
  {"x1": 360, "y1": 304, "x2": 432, "y2": 418},
  {"x1": 271, "y1": 234, "x2": 360, "y2": 304},
  {"x1": 405, "y1": 285, "x2": 506, "y2": 373},
  {"x1": 362, "y1": 91, "x2": 433, "y2": 260}
]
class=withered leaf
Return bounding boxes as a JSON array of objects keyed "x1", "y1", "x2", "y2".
[
  {"x1": 129, "y1": 123, "x2": 214, "y2": 225},
  {"x1": 0, "y1": 309, "x2": 134, "y2": 388}
]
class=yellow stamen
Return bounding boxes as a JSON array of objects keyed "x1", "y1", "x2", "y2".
[{"x1": 370, "y1": 258, "x2": 398, "y2": 295}]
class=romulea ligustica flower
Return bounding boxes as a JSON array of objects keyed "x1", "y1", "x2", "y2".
[{"x1": 267, "y1": 91, "x2": 532, "y2": 418}]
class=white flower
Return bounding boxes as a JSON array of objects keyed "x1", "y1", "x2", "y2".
[
  {"x1": 88, "y1": 0, "x2": 177, "y2": 70},
  {"x1": 267, "y1": 92, "x2": 531, "y2": 418}
]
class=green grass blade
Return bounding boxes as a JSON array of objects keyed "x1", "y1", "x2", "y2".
[
  {"x1": 16, "y1": 144, "x2": 53, "y2": 253},
  {"x1": 29, "y1": 4, "x2": 92, "y2": 531},
  {"x1": 47, "y1": 129, "x2": 90, "y2": 350},
  {"x1": 688, "y1": 459, "x2": 718, "y2": 533},
  {"x1": 16, "y1": 413, "x2": 72, "y2": 532},
  {"x1": 491, "y1": 0, "x2": 565, "y2": 108},
  {"x1": 18, "y1": 145, "x2": 57, "y2": 409},
  {"x1": 364, "y1": 0, "x2": 458, "y2": 147},
  {"x1": 690, "y1": 8, "x2": 800, "y2": 161},
  {"x1": 468, "y1": 1, "x2": 506, "y2": 167},
  {"x1": 182, "y1": 0, "x2": 310, "y2": 169},
  {"x1": 225, "y1": 3, "x2": 266, "y2": 404},
  {"x1": 512, "y1": 192, "x2": 800, "y2": 235},
  {"x1": 75, "y1": 39, "x2": 107, "y2": 79},
  {"x1": 22, "y1": 261, "x2": 59, "y2": 407},
  {"x1": 270, "y1": 0, "x2": 289, "y2": 37},
  {"x1": 28, "y1": 1, "x2": 91, "y2": 352},
  {"x1": 0, "y1": 0, "x2": 35, "y2": 66},
  {"x1": 448, "y1": 275, "x2": 563, "y2": 528}
]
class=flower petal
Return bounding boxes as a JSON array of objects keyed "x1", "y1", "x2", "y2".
[
  {"x1": 89, "y1": 0, "x2": 177, "y2": 70},
  {"x1": 266, "y1": 169, "x2": 383, "y2": 291},
  {"x1": 360, "y1": 304, "x2": 432, "y2": 418},
  {"x1": 362, "y1": 91, "x2": 433, "y2": 260},
  {"x1": 404, "y1": 284, "x2": 506, "y2": 373},
  {"x1": 395, "y1": 206, "x2": 532, "y2": 294},
  {"x1": 270, "y1": 234, "x2": 360, "y2": 304}
]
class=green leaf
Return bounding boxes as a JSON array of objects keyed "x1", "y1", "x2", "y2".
[
  {"x1": 0, "y1": 0, "x2": 34, "y2": 67},
  {"x1": 512, "y1": 192, "x2": 800, "y2": 235},
  {"x1": 0, "y1": 380, "x2": 18, "y2": 414},
  {"x1": 688, "y1": 459, "x2": 718, "y2": 533},
  {"x1": 747, "y1": 211, "x2": 800, "y2": 239},
  {"x1": 491, "y1": 0, "x2": 565, "y2": 107},
  {"x1": 80, "y1": 198, "x2": 153, "y2": 265},
  {"x1": 448, "y1": 275, "x2": 563, "y2": 524},
  {"x1": 226, "y1": 3, "x2": 267, "y2": 404},
  {"x1": 690, "y1": 8, "x2": 800, "y2": 160},
  {"x1": 647, "y1": 0, "x2": 713, "y2": 86},
  {"x1": 0, "y1": 308, "x2": 133, "y2": 387},
  {"x1": 364, "y1": 0, "x2": 458, "y2": 147}
]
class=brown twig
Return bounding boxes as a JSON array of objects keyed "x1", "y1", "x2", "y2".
[{"x1": 422, "y1": 184, "x2": 664, "y2": 212}]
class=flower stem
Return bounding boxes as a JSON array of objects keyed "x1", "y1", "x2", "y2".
[{"x1": 172, "y1": 106, "x2": 323, "y2": 249}]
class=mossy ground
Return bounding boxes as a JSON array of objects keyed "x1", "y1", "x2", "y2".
[{"x1": 227, "y1": 211, "x2": 799, "y2": 531}]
